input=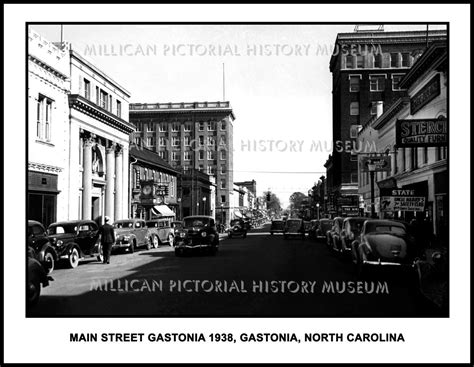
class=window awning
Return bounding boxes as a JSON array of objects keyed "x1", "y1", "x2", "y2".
[
  {"x1": 152, "y1": 205, "x2": 175, "y2": 217},
  {"x1": 234, "y1": 211, "x2": 243, "y2": 218}
]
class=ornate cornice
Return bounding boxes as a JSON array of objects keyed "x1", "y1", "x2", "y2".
[
  {"x1": 28, "y1": 54, "x2": 69, "y2": 80},
  {"x1": 69, "y1": 94, "x2": 135, "y2": 134},
  {"x1": 28, "y1": 162, "x2": 63, "y2": 173}
]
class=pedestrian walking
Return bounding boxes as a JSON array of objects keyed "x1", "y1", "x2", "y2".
[{"x1": 97, "y1": 216, "x2": 115, "y2": 264}]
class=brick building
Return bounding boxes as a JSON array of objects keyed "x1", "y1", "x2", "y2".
[
  {"x1": 325, "y1": 28, "x2": 447, "y2": 215},
  {"x1": 129, "y1": 102, "x2": 235, "y2": 225}
]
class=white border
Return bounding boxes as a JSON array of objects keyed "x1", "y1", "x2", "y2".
[{"x1": 4, "y1": 3, "x2": 471, "y2": 364}]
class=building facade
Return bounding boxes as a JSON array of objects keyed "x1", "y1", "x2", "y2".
[
  {"x1": 129, "y1": 101, "x2": 235, "y2": 225},
  {"x1": 68, "y1": 47, "x2": 134, "y2": 223},
  {"x1": 180, "y1": 169, "x2": 216, "y2": 219},
  {"x1": 326, "y1": 28, "x2": 447, "y2": 215},
  {"x1": 28, "y1": 29, "x2": 70, "y2": 226},
  {"x1": 357, "y1": 42, "x2": 448, "y2": 240},
  {"x1": 129, "y1": 145, "x2": 179, "y2": 220}
]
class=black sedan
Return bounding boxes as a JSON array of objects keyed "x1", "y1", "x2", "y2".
[{"x1": 174, "y1": 216, "x2": 219, "y2": 256}]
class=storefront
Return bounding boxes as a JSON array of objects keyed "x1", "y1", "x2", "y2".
[{"x1": 28, "y1": 171, "x2": 59, "y2": 227}]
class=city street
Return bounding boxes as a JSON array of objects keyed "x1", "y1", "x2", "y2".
[{"x1": 28, "y1": 224, "x2": 440, "y2": 317}]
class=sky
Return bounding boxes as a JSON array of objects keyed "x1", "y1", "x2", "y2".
[{"x1": 31, "y1": 24, "x2": 446, "y2": 208}]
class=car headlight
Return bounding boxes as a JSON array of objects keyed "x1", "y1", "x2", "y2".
[
  {"x1": 201, "y1": 232, "x2": 207, "y2": 237},
  {"x1": 56, "y1": 240, "x2": 63, "y2": 247}
]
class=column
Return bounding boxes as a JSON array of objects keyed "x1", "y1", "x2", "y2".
[
  {"x1": 122, "y1": 145, "x2": 129, "y2": 218},
  {"x1": 405, "y1": 148, "x2": 412, "y2": 172},
  {"x1": 105, "y1": 142, "x2": 116, "y2": 222},
  {"x1": 82, "y1": 135, "x2": 94, "y2": 220},
  {"x1": 114, "y1": 145, "x2": 123, "y2": 220}
]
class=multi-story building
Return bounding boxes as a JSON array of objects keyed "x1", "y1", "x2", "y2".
[
  {"x1": 180, "y1": 168, "x2": 216, "y2": 219},
  {"x1": 28, "y1": 29, "x2": 70, "y2": 226},
  {"x1": 129, "y1": 145, "x2": 179, "y2": 220},
  {"x1": 67, "y1": 46, "x2": 134, "y2": 223},
  {"x1": 357, "y1": 42, "x2": 447, "y2": 240},
  {"x1": 129, "y1": 101, "x2": 235, "y2": 225},
  {"x1": 326, "y1": 28, "x2": 447, "y2": 215}
]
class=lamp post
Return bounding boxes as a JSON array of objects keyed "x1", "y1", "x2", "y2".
[
  {"x1": 202, "y1": 196, "x2": 207, "y2": 216},
  {"x1": 316, "y1": 203, "x2": 320, "y2": 221},
  {"x1": 367, "y1": 163, "x2": 377, "y2": 218},
  {"x1": 220, "y1": 203, "x2": 224, "y2": 229},
  {"x1": 197, "y1": 202, "x2": 200, "y2": 215}
]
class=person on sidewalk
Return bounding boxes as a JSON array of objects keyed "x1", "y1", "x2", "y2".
[{"x1": 97, "y1": 216, "x2": 115, "y2": 264}]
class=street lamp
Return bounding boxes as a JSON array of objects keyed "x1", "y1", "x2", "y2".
[
  {"x1": 202, "y1": 197, "x2": 207, "y2": 215},
  {"x1": 367, "y1": 163, "x2": 377, "y2": 219},
  {"x1": 220, "y1": 203, "x2": 224, "y2": 232},
  {"x1": 316, "y1": 203, "x2": 320, "y2": 221},
  {"x1": 196, "y1": 202, "x2": 200, "y2": 215}
]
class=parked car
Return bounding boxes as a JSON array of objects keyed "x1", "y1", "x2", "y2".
[
  {"x1": 113, "y1": 219, "x2": 151, "y2": 253},
  {"x1": 171, "y1": 220, "x2": 183, "y2": 234},
  {"x1": 270, "y1": 219, "x2": 285, "y2": 235},
  {"x1": 304, "y1": 221, "x2": 313, "y2": 234},
  {"x1": 283, "y1": 218, "x2": 305, "y2": 240},
  {"x1": 146, "y1": 217, "x2": 175, "y2": 248},
  {"x1": 340, "y1": 217, "x2": 367, "y2": 256},
  {"x1": 316, "y1": 219, "x2": 333, "y2": 241},
  {"x1": 27, "y1": 247, "x2": 53, "y2": 306},
  {"x1": 354, "y1": 220, "x2": 415, "y2": 277},
  {"x1": 307, "y1": 219, "x2": 320, "y2": 239},
  {"x1": 174, "y1": 216, "x2": 219, "y2": 256},
  {"x1": 228, "y1": 219, "x2": 247, "y2": 238},
  {"x1": 327, "y1": 217, "x2": 344, "y2": 250},
  {"x1": 28, "y1": 220, "x2": 57, "y2": 274},
  {"x1": 47, "y1": 220, "x2": 102, "y2": 268}
]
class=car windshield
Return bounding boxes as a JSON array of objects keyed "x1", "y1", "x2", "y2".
[
  {"x1": 47, "y1": 223, "x2": 78, "y2": 235},
  {"x1": 366, "y1": 223, "x2": 406, "y2": 236},
  {"x1": 320, "y1": 220, "x2": 332, "y2": 231},
  {"x1": 114, "y1": 221, "x2": 134, "y2": 229},
  {"x1": 349, "y1": 219, "x2": 366, "y2": 234},
  {"x1": 184, "y1": 218, "x2": 210, "y2": 228},
  {"x1": 271, "y1": 221, "x2": 284, "y2": 229}
]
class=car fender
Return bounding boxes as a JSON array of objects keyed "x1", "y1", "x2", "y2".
[
  {"x1": 62, "y1": 242, "x2": 82, "y2": 258},
  {"x1": 38, "y1": 243, "x2": 58, "y2": 262}
]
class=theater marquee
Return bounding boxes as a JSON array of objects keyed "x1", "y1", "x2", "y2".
[{"x1": 395, "y1": 118, "x2": 448, "y2": 147}]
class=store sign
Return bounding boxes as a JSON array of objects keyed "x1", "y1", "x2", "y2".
[
  {"x1": 155, "y1": 184, "x2": 169, "y2": 197},
  {"x1": 410, "y1": 74, "x2": 440, "y2": 115},
  {"x1": 360, "y1": 155, "x2": 391, "y2": 173},
  {"x1": 380, "y1": 188, "x2": 426, "y2": 212},
  {"x1": 396, "y1": 118, "x2": 447, "y2": 147}
]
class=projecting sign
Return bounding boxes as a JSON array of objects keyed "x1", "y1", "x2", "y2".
[
  {"x1": 379, "y1": 188, "x2": 426, "y2": 212},
  {"x1": 360, "y1": 155, "x2": 391, "y2": 173},
  {"x1": 396, "y1": 118, "x2": 447, "y2": 147},
  {"x1": 410, "y1": 74, "x2": 440, "y2": 115}
]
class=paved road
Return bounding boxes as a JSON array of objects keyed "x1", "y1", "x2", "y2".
[{"x1": 28, "y1": 224, "x2": 441, "y2": 317}]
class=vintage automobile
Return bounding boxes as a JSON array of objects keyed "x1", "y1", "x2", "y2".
[
  {"x1": 27, "y1": 247, "x2": 53, "y2": 306},
  {"x1": 283, "y1": 218, "x2": 305, "y2": 240},
  {"x1": 354, "y1": 219, "x2": 415, "y2": 277},
  {"x1": 174, "y1": 216, "x2": 219, "y2": 256},
  {"x1": 316, "y1": 218, "x2": 333, "y2": 241},
  {"x1": 340, "y1": 217, "x2": 367, "y2": 256},
  {"x1": 228, "y1": 219, "x2": 247, "y2": 238},
  {"x1": 327, "y1": 217, "x2": 343, "y2": 249},
  {"x1": 307, "y1": 219, "x2": 320, "y2": 239},
  {"x1": 146, "y1": 217, "x2": 175, "y2": 248},
  {"x1": 28, "y1": 220, "x2": 58, "y2": 274},
  {"x1": 171, "y1": 220, "x2": 183, "y2": 233},
  {"x1": 47, "y1": 220, "x2": 103, "y2": 268},
  {"x1": 270, "y1": 219, "x2": 285, "y2": 235},
  {"x1": 303, "y1": 221, "x2": 313, "y2": 234},
  {"x1": 113, "y1": 219, "x2": 151, "y2": 253}
]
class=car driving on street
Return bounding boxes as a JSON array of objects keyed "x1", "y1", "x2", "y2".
[
  {"x1": 113, "y1": 219, "x2": 151, "y2": 253},
  {"x1": 174, "y1": 216, "x2": 219, "y2": 256},
  {"x1": 283, "y1": 218, "x2": 305, "y2": 240}
]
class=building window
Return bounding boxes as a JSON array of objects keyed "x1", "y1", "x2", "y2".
[
  {"x1": 207, "y1": 166, "x2": 215, "y2": 175},
  {"x1": 36, "y1": 95, "x2": 53, "y2": 141},
  {"x1": 171, "y1": 123, "x2": 180, "y2": 132},
  {"x1": 184, "y1": 136, "x2": 191, "y2": 146},
  {"x1": 84, "y1": 79, "x2": 91, "y2": 99},
  {"x1": 401, "y1": 53, "x2": 410, "y2": 67},
  {"x1": 172, "y1": 137, "x2": 180, "y2": 147},
  {"x1": 221, "y1": 165, "x2": 226, "y2": 174},
  {"x1": 207, "y1": 150, "x2": 216, "y2": 160},
  {"x1": 183, "y1": 166, "x2": 189, "y2": 174},
  {"x1": 374, "y1": 53, "x2": 383, "y2": 68},
  {"x1": 221, "y1": 195, "x2": 226, "y2": 203},
  {"x1": 99, "y1": 89, "x2": 108, "y2": 110},
  {"x1": 116, "y1": 100, "x2": 121, "y2": 118},
  {"x1": 221, "y1": 179, "x2": 226, "y2": 189},
  {"x1": 135, "y1": 137, "x2": 141, "y2": 145},
  {"x1": 184, "y1": 151, "x2": 191, "y2": 161},
  {"x1": 146, "y1": 124, "x2": 154, "y2": 132},
  {"x1": 198, "y1": 165, "x2": 204, "y2": 172},
  {"x1": 392, "y1": 74, "x2": 404, "y2": 91},
  {"x1": 159, "y1": 137, "x2": 166, "y2": 147},
  {"x1": 159, "y1": 124, "x2": 168, "y2": 132},
  {"x1": 356, "y1": 54, "x2": 364, "y2": 68},
  {"x1": 146, "y1": 136, "x2": 155, "y2": 147},
  {"x1": 184, "y1": 123, "x2": 191, "y2": 132},
  {"x1": 219, "y1": 135, "x2": 227, "y2": 147},
  {"x1": 207, "y1": 136, "x2": 215, "y2": 146},
  {"x1": 370, "y1": 102, "x2": 379, "y2": 115},
  {"x1": 199, "y1": 136, "x2": 204, "y2": 146},
  {"x1": 369, "y1": 75, "x2": 386, "y2": 92},
  {"x1": 158, "y1": 151, "x2": 167, "y2": 160},
  {"x1": 198, "y1": 122, "x2": 205, "y2": 131},
  {"x1": 390, "y1": 53, "x2": 399, "y2": 68},
  {"x1": 345, "y1": 55, "x2": 353, "y2": 69},
  {"x1": 349, "y1": 75, "x2": 360, "y2": 92},
  {"x1": 220, "y1": 150, "x2": 227, "y2": 160},
  {"x1": 350, "y1": 102, "x2": 359, "y2": 116},
  {"x1": 208, "y1": 121, "x2": 216, "y2": 131},
  {"x1": 221, "y1": 121, "x2": 226, "y2": 130},
  {"x1": 171, "y1": 152, "x2": 179, "y2": 161},
  {"x1": 198, "y1": 150, "x2": 204, "y2": 160}
]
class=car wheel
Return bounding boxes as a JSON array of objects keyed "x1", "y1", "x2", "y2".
[
  {"x1": 152, "y1": 235, "x2": 159, "y2": 249},
  {"x1": 43, "y1": 251, "x2": 55, "y2": 274},
  {"x1": 68, "y1": 248, "x2": 80, "y2": 268},
  {"x1": 27, "y1": 275, "x2": 41, "y2": 306},
  {"x1": 96, "y1": 244, "x2": 104, "y2": 263},
  {"x1": 168, "y1": 234, "x2": 174, "y2": 247}
]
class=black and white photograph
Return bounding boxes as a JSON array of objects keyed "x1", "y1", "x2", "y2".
[{"x1": 3, "y1": 3, "x2": 471, "y2": 364}]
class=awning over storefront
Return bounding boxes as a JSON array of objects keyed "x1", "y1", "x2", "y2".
[
  {"x1": 234, "y1": 210, "x2": 243, "y2": 218},
  {"x1": 152, "y1": 205, "x2": 175, "y2": 217}
]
